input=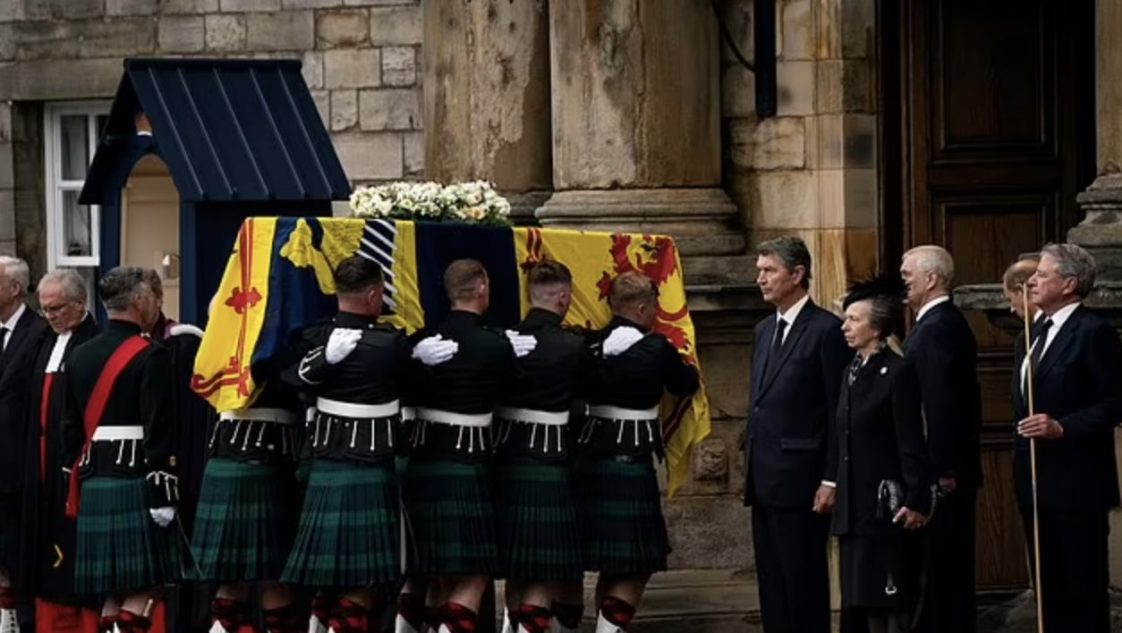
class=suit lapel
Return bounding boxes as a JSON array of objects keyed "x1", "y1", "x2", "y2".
[
  {"x1": 1036, "y1": 306, "x2": 1081, "y2": 381},
  {"x1": 757, "y1": 304, "x2": 813, "y2": 400},
  {"x1": 751, "y1": 317, "x2": 775, "y2": 398}
]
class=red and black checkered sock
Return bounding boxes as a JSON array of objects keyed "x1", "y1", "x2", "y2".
[
  {"x1": 514, "y1": 604, "x2": 552, "y2": 633},
  {"x1": 396, "y1": 592, "x2": 427, "y2": 630},
  {"x1": 115, "y1": 610, "x2": 152, "y2": 633},
  {"x1": 599, "y1": 596, "x2": 635, "y2": 630},
  {"x1": 437, "y1": 601, "x2": 478, "y2": 633},
  {"x1": 98, "y1": 614, "x2": 117, "y2": 633},
  {"x1": 328, "y1": 598, "x2": 371, "y2": 633},
  {"x1": 550, "y1": 601, "x2": 583, "y2": 631},
  {"x1": 0, "y1": 586, "x2": 14, "y2": 610},
  {"x1": 264, "y1": 603, "x2": 310, "y2": 633},
  {"x1": 211, "y1": 597, "x2": 250, "y2": 632},
  {"x1": 311, "y1": 593, "x2": 333, "y2": 625}
]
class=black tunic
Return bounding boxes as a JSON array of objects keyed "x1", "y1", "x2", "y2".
[
  {"x1": 414, "y1": 310, "x2": 514, "y2": 415},
  {"x1": 61, "y1": 320, "x2": 177, "y2": 506},
  {"x1": 17, "y1": 315, "x2": 98, "y2": 603},
  {"x1": 829, "y1": 349, "x2": 932, "y2": 609}
]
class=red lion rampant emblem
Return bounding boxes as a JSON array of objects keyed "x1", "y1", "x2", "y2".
[{"x1": 597, "y1": 234, "x2": 691, "y2": 355}]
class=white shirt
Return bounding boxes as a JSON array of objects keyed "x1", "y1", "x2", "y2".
[
  {"x1": 915, "y1": 295, "x2": 951, "y2": 323},
  {"x1": 775, "y1": 294, "x2": 810, "y2": 345},
  {"x1": 1, "y1": 303, "x2": 27, "y2": 351},
  {"x1": 1020, "y1": 301, "x2": 1080, "y2": 392}
]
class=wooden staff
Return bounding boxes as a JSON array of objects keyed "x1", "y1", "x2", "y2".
[{"x1": 1022, "y1": 285, "x2": 1045, "y2": 633}]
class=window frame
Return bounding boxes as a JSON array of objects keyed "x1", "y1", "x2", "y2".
[{"x1": 43, "y1": 100, "x2": 111, "y2": 270}]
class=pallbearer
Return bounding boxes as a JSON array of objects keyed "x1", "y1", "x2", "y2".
[
  {"x1": 61, "y1": 267, "x2": 180, "y2": 633},
  {"x1": 281, "y1": 255, "x2": 413, "y2": 633},
  {"x1": 18, "y1": 270, "x2": 98, "y2": 633},
  {"x1": 575, "y1": 272, "x2": 699, "y2": 633},
  {"x1": 493, "y1": 261, "x2": 587, "y2": 633}
]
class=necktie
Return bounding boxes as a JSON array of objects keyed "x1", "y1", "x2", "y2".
[
  {"x1": 1023, "y1": 317, "x2": 1053, "y2": 395},
  {"x1": 761, "y1": 318, "x2": 787, "y2": 378},
  {"x1": 0, "y1": 326, "x2": 8, "y2": 352}
]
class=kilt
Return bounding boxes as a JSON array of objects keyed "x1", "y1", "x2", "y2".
[
  {"x1": 74, "y1": 476, "x2": 181, "y2": 595},
  {"x1": 495, "y1": 458, "x2": 582, "y2": 581},
  {"x1": 402, "y1": 457, "x2": 498, "y2": 575},
  {"x1": 573, "y1": 455, "x2": 669, "y2": 576},
  {"x1": 190, "y1": 458, "x2": 298, "y2": 582},
  {"x1": 281, "y1": 459, "x2": 399, "y2": 588}
]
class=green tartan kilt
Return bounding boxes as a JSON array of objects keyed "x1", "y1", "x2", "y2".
[
  {"x1": 402, "y1": 458, "x2": 499, "y2": 576},
  {"x1": 281, "y1": 459, "x2": 399, "y2": 589},
  {"x1": 190, "y1": 458, "x2": 298, "y2": 582},
  {"x1": 573, "y1": 455, "x2": 670, "y2": 576},
  {"x1": 74, "y1": 476, "x2": 181, "y2": 595},
  {"x1": 495, "y1": 458, "x2": 583, "y2": 581}
]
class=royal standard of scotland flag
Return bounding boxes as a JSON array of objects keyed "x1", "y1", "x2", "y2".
[{"x1": 191, "y1": 217, "x2": 709, "y2": 496}]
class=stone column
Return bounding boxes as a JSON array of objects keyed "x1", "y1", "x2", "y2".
[
  {"x1": 537, "y1": 0, "x2": 746, "y2": 258},
  {"x1": 422, "y1": 0, "x2": 552, "y2": 222}
]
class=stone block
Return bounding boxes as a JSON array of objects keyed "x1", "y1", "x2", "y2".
[
  {"x1": 0, "y1": 192, "x2": 14, "y2": 242},
  {"x1": 0, "y1": 1, "x2": 22, "y2": 21},
  {"x1": 282, "y1": 0, "x2": 342, "y2": 8},
  {"x1": 345, "y1": 0, "x2": 413, "y2": 7},
  {"x1": 719, "y1": 0, "x2": 753, "y2": 66},
  {"x1": 780, "y1": 0, "x2": 813, "y2": 61},
  {"x1": 324, "y1": 48, "x2": 381, "y2": 89},
  {"x1": 403, "y1": 130, "x2": 422, "y2": 174},
  {"x1": 369, "y1": 5, "x2": 421, "y2": 45},
  {"x1": 24, "y1": 0, "x2": 102, "y2": 20},
  {"x1": 159, "y1": 16, "x2": 206, "y2": 53},
  {"x1": 775, "y1": 60, "x2": 815, "y2": 116},
  {"x1": 721, "y1": 64, "x2": 756, "y2": 119},
  {"x1": 0, "y1": 58, "x2": 121, "y2": 100},
  {"x1": 815, "y1": 59, "x2": 874, "y2": 114},
  {"x1": 729, "y1": 116, "x2": 805, "y2": 170},
  {"x1": 246, "y1": 11, "x2": 314, "y2": 51},
  {"x1": 0, "y1": 105, "x2": 10, "y2": 143},
  {"x1": 107, "y1": 0, "x2": 158, "y2": 16},
  {"x1": 330, "y1": 89, "x2": 357, "y2": 131},
  {"x1": 13, "y1": 21, "x2": 80, "y2": 60},
  {"x1": 0, "y1": 26, "x2": 13, "y2": 61},
  {"x1": 738, "y1": 170, "x2": 817, "y2": 229},
  {"x1": 813, "y1": 113, "x2": 876, "y2": 170},
  {"x1": 205, "y1": 14, "x2": 246, "y2": 51},
  {"x1": 77, "y1": 18, "x2": 157, "y2": 58},
  {"x1": 333, "y1": 132, "x2": 403, "y2": 181},
  {"x1": 310, "y1": 89, "x2": 330, "y2": 127},
  {"x1": 664, "y1": 494, "x2": 752, "y2": 569},
  {"x1": 815, "y1": 0, "x2": 841, "y2": 60},
  {"x1": 301, "y1": 51, "x2": 323, "y2": 89},
  {"x1": 220, "y1": 0, "x2": 280, "y2": 10},
  {"x1": 380, "y1": 46, "x2": 414, "y2": 86},
  {"x1": 358, "y1": 88, "x2": 420, "y2": 131},
  {"x1": 841, "y1": 0, "x2": 875, "y2": 59},
  {"x1": 162, "y1": 0, "x2": 220, "y2": 14},
  {"x1": 316, "y1": 9, "x2": 368, "y2": 48},
  {"x1": 0, "y1": 142, "x2": 12, "y2": 189}
]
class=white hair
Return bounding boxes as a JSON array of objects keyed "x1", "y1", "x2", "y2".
[
  {"x1": 38, "y1": 268, "x2": 88, "y2": 303},
  {"x1": 903, "y1": 245, "x2": 955, "y2": 289},
  {"x1": 0, "y1": 256, "x2": 30, "y2": 296}
]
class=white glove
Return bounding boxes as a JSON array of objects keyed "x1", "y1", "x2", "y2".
[
  {"x1": 603, "y1": 326, "x2": 645, "y2": 357},
  {"x1": 149, "y1": 506, "x2": 176, "y2": 528},
  {"x1": 505, "y1": 330, "x2": 538, "y2": 358},
  {"x1": 412, "y1": 335, "x2": 460, "y2": 366},
  {"x1": 325, "y1": 328, "x2": 363, "y2": 365}
]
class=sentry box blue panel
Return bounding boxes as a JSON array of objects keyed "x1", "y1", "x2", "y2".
[{"x1": 79, "y1": 58, "x2": 352, "y2": 325}]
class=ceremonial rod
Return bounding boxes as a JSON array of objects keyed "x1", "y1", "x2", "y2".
[{"x1": 1022, "y1": 285, "x2": 1045, "y2": 633}]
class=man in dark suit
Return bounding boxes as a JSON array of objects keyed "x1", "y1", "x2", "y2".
[
  {"x1": 1015, "y1": 243, "x2": 1122, "y2": 632},
  {"x1": 900, "y1": 245, "x2": 982, "y2": 633},
  {"x1": 746, "y1": 237, "x2": 850, "y2": 633},
  {"x1": 0, "y1": 256, "x2": 48, "y2": 633}
]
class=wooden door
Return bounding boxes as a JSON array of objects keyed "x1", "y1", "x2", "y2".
[{"x1": 886, "y1": 0, "x2": 1096, "y2": 594}]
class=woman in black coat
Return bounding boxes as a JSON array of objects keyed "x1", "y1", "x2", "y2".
[{"x1": 830, "y1": 277, "x2": 934, "y2": 633}]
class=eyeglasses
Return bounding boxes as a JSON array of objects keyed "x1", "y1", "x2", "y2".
[{"x1": 41, "y1": 302, "x2": 75, "y2": 316}]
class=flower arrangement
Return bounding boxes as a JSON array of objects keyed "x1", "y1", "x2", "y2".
[{"x1": 349, "y1": 181, "x2": 512, "y2": 226}]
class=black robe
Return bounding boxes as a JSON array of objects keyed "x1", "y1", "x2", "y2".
[{"x1": 17, "y1": 315, "x2": 98, "y2": 603}]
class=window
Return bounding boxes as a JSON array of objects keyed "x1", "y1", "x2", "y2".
[{"x1": 44, "y1": 102, "x2": 110, "y2": 290}]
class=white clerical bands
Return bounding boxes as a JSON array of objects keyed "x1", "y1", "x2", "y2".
[
  {"x1": 589, "y1": 405, "x2": 659, "y2": 422},
  {"x1": 219, "y1": 408, "x2": 297, "y2": 425},
  {"x1": 496, "y1": 407, "x2": 569, "y2": 426}
]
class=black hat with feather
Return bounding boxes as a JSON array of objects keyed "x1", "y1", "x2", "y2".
[{"x1": 843, "y1": 273, "x2": 907, "y2": 339}]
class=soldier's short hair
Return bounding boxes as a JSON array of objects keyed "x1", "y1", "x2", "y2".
[
  {"x1": 99, "y1": 266, "x2": 151, "y2": 313},
  {"x1": 334, "y1": 255, "x2": 384, "y2": 295},
  {"x1": 444, "y1": 259, "x2": 488, "y2": 303},
  {"x1": 609, "y1": 272, "x2": 658, "y2": 312},
  {"x1": 903, "y1": 245, "x2": 955, "y2": 289},
  {"x1": 1003, "y1": 256, "x2": 1040, "y2": 291},
  {"x1": 1042, "y1": 242, "x2": 1097, "y2": 298},
  {"x1": 140, "y1": 269, "x2": 164, "y2": 299},
  {"x1": 756, "y1": 237, "x2": 813, "y2": 289},
  {"x1": 0, "y1": 256, "x2": 30, "y2": 295},
  {"x1": 38, "y1": 268, "x2": 88, "y2": 303}
]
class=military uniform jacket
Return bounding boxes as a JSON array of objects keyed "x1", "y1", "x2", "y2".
[
  {"x1": 414, "y1": 310, "x2": 515, "y2": 415},
  {"x1": 61, "y1": 320, "x2": 177, "y2": 506},
  {"x1": 830, "y1": 350, "x2": 932, "y2": 537}
]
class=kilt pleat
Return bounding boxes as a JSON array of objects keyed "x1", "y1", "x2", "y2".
[
  {"x1": 402, "y1": 458, "x2": 498, "y2": 575},
  {"x1": 190, "y1": 458, "x2": 297, "y2": 582},
  {"x1": 573, "y1": 456, "x2": 669, "y2": 576},
  {"x1": 496, "y1": 459, "x2": 582, "y2": 581},
  {"x1": 74, "y1": 476, "x2": 180, "y2": 595},
  {"x1": 281, "y1": 459, "x2": 399, "y2": 588}
]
